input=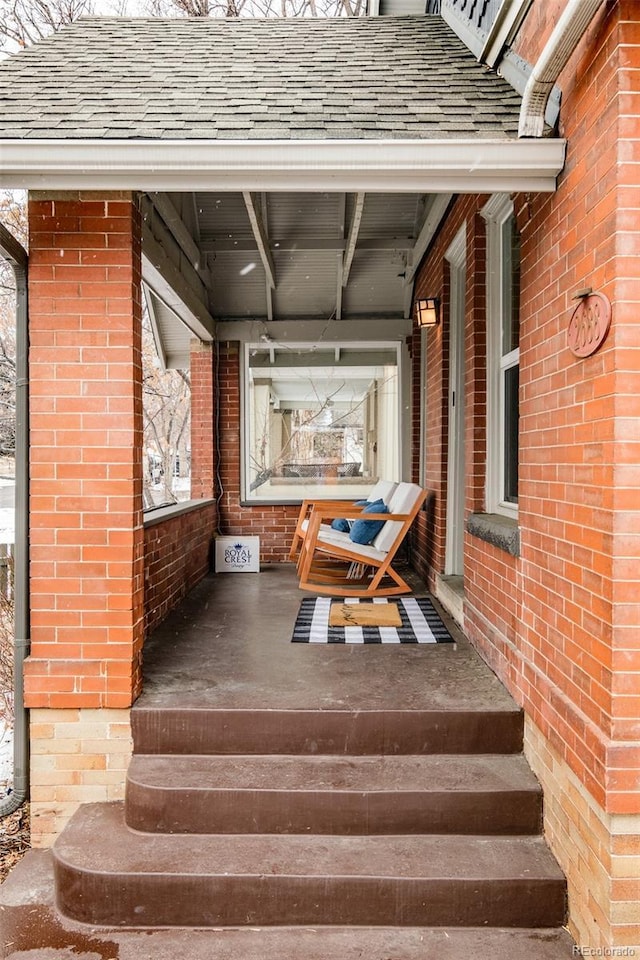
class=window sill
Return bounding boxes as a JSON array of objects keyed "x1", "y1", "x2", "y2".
[
  {"x1": 467, "y1": 512, "x2": 520, "y2": 558},
  {"x1": 143, "y1": 498, "x2": 216, "y2": 528}
]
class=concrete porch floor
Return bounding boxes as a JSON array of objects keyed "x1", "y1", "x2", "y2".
[{"x1": 137, "y1": 563, "x2": 515, "y2": 717}]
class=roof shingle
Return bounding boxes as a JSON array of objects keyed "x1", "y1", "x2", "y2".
[{"x1": 0, "y1": 15, "x2": 523, "y2": 140}]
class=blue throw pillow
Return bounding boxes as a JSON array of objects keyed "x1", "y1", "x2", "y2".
[
  {"x1": 330, "y1": 498, "x2": 376, "y2": 532},
  {"x1": 330, "y1": 518, "x2": 351, "y2": 532},
  {"x1": 349, "y1": 499, "x2": 389, "y2": 545}
]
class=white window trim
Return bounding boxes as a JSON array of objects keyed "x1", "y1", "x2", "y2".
[
  {"x1": 444, "y1": 224, "x2": 467, "y2": 575},
  {"x1": 241, "y1": 340, "x2": 403, "y2": 504},
  {"x1": 481, "y1": 195, "x2": 519, "y2": 520},
  {"x1": 418, "y1": 324, "x2": 427, "y2": 490}
]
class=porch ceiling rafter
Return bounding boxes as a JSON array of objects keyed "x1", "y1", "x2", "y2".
[
  {"x1": 342, "y1": 193, "x2": 366, "y2": 288},
  {"x1": 335, "y1": 192, "x2": 346, "y2": 322},
  {"x1": 141, "y1": 223, "x2": 215, "y2": 344},
  {"x1": 197, "y1": 186, "x2": 457, "y2": 326},
  {"x1": 144, "y1": 191, "x2": 212, "y2": 287},
  {"x1": 0, "y1": 138, "x2": 567, "y2": 193},
  {"x1": 405, "y1": 194, "x2": 453, "y2": 284},
  {"x1": 242, "y1": 191, "x2": 277, "y2": 291}
]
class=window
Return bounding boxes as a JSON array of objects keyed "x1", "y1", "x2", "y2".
[
  {"x1": 243, "y1": 342, "x2": 401, "y2": 503},
  {"x1": 482, "y1": 196, "x2": 520, "y2": 518},
  {"x1": 141, "y1": 306, "x2": 191, "y2": 510}
]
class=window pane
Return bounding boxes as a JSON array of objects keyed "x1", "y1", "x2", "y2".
[
  {"x1": 501, "y1": 216, "x2": 521, "y2": 356},
  {"x1": 142, "y1": 308, "x2": 191, "y2": 510},
  {"x1": 245, "y1": 344, "x2": 400, "y2": 502},
  {"x1": 503, "y1": 364, "x2": 519, "y2": 504}
]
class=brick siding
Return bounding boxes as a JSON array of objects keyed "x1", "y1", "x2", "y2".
[
  {"x1": 525, "y1": 719, "x2": 640, "y2": 949},
  {"x1": 24, "y1": 191, "x2": 144, "y2": 710},
  {"x1": 29, "y1": 708, "x2": 132, "y2": 847},
  {"x1": 410, "y1": 4, "x2": 640, "y2": 947},
  {"x1": 190, "y1": 340, "x2": 215, "y2": 501},
  {"x1": 144, "y1": 502, "x2": 216, "y2": 636}
]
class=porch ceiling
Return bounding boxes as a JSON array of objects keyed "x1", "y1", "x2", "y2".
[
  {"x1": 199, "y1": 189, "x2": 443, "y2": 322},
  {"x1": 142, "y1": 188, "x2": 451, "y2": 366}
]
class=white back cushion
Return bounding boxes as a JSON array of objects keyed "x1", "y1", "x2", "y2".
[
  {"x1": 367, "y1": 479, "x2": 397, "y2": 505},
  {"x1": 372, "y1": 482, "x2": 423, "y2": 554}
]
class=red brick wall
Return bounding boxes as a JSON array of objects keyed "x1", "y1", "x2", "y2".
[
  {"x1": 610, "y1": 4, "x2": 640, "y2": 810},
  {"x1": 25, "y1": 191, "x2": 144, "y2": 709},
  {"x1": 410, "y1": 197, "x2": 488, "y2": 585},
  {"x1": 144, "y1": 503, "x2": 216, "y2": 636},
  {"x1": 141, "y1": 337, "x2": 217, "y2": 637},
  {"x1": 411, "y1": 4, "x2": 639, "y2": 817},
  {"x1": 412, "y1": 259, "x2": 447, "y2": 581},
  {"x1": 218, "y1": 341, "x2": 299, "y2": 562},
  {"x1": 512, "y1": 0, "x2": 577, "y2": 66},
  {"x1": 409, "y1": 327, "x2": 430, "y2": 579},
  {"x1": 466, "y1": 213, "x2": 488, "y2": 517},
  {"x1": 515, "y1": 2, "x2": 638, "y2": 816},
  {"x1": 190, "y1": 340, "x2": 215, "y2": 501}
]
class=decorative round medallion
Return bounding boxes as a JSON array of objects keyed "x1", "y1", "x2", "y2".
[{"x1": 567, "y1": 293, "x2": 612, "y2": 358}]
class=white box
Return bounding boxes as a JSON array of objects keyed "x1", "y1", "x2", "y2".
[{"x1": 215, "y1": 536, "x2": 260, "y2": 573}]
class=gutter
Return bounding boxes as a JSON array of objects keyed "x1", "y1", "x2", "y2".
[
  {"x1": 0, "y1": 138, "x2": 566, "y2": 193},
  {"x1": 519, "y1": 0, "x2": 607, "y2": 137},
  {"x1": 0, "y1": 220, "x2": 29, "y2": 818}
]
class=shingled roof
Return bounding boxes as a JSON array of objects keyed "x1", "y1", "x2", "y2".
[{"x1": 0, "y1": 15, "x2": 523, "y2": 140}]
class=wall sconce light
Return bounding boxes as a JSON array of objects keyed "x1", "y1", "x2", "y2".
[{"x1": 415, "y1": 297, "x2": 440, "y2": 327}]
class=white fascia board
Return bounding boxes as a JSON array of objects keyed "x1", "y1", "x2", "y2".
[{"x1": 0, "y1": 138, "x2": 566, "y2": 192}]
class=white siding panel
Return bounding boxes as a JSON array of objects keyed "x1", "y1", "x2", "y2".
[
  {"x1": 342, "y1": 250, "x2": 407, "y2": 317},
  {"x1": 267, "y1": 193, "x2": 344, "y2": 240},
  {"x1": 359, "y1": 193, "x2": 422, "y2": 238},
  {"x1": 196, "y1": 192, "x2": 252, "y2": 239},
  {"x1": 272, "y1": 249, "x2": 338, "y2": 318},
  {"x1": 208, "y1": 250, "x2": 268, "y2": 319},
  {"x1": 145, "y1": 287, "x2": 193, "y2": 370}
]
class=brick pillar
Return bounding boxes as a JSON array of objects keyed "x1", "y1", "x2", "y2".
[
  {"x1": 25, "y1": 191, "x2": 144, "y2": 709},
  {"x1": 190, "y1": 339, "x2": 215, "y2": 500}
]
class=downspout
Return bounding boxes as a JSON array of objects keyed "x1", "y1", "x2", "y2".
[
  {"x1": 518, "y1": 0, "x2": 607, "y2": 137},
  {"x1": 0, "y1": 221, "x2": 29, "y2": 818}
]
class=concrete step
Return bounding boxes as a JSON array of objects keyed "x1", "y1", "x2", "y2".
[
  {"x1": 0, "y1": 851, "x2": 577, "y2": 960},
  {"x1": 53, "y1": 802, "x2": 566, "y2": 929},
  {"x1": 125, "y1": 752, "x2": 542, "y2": 835},
  {"x1": 131, "y1": 705, "x2": 524, "y2": 755}
]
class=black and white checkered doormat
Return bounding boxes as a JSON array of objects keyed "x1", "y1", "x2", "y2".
[{"x1": 292, "y1": 597, "x2": 454, "y2": 644}]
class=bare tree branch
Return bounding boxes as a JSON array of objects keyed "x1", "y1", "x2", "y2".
[{"x1": 0, "y1": 0, "x2": 94, "y2": 48}]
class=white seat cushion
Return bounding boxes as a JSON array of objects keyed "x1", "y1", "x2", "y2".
[
  {"x1": 316, "y1": 528, "x2": 387, "y2": 562},
  {"x1": 300, "y1": 518, "x2": 334, "y2": 536}
]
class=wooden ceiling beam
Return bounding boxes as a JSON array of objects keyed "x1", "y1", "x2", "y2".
[
  {"x1": 242, "y1": 190, "x2": 277, "y2": 290},
  {"x1": 342, "y1": 192, "x2": 366, "y2": 288}
]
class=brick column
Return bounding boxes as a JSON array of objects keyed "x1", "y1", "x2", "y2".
[
  {"x1": 25, "y1": 191, "x2": 144, "y2": 709},
  {"x1": 190, "y1": 339, "x2": 215, "y2": 500}
]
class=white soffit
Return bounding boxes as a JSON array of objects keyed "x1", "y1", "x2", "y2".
[
  {"x1": 143, "y1": 283, "x2": 193, "y2": 370},
  {"x1": 0, "y1": 138, "x2": 566, "y2": 192}
]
